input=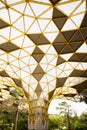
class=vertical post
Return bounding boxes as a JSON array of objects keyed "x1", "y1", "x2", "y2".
[
  {"x1": 13, "y1": 108, "x2": 19, "y2": 130},
  {"x1": 67, "y1": 112, "x2": 71, "y2": 130},
  {"x1": 28, "y1": 114, "x2": 30, "y2": 130},
  {"x1": 28, "y1": 108, "x2": 48, "y2": 130}
]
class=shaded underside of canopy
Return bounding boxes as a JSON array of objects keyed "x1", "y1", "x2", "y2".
[{"x1": 0, "y1": 0, "x2": 87, "y2": 113}]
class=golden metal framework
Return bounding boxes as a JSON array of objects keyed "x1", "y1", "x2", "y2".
[{"x1": 0, "y1": 0, "x2": 87, "y2": 125}]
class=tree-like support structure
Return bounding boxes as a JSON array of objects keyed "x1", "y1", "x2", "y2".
[
  {"x1": 28, "y1": 100, "x2": 49, "y2": 130},
  {"x1": 0, "y1": 0, "x2": 87, "y2": 130},
  {"x1": 28, "y1": 113, "x2": 48, "y2": 130}
]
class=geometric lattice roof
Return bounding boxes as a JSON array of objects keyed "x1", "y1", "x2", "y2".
[{"x1": 0, "y1": 0, "x2": 87, "y2": 111}]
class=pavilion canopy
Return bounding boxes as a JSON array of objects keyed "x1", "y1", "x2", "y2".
[{"x1": 0, "y1": 0, "x2": 87, "y2": 111}]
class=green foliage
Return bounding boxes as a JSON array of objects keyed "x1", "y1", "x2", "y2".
[
  {"x1": 56, "y1": 101, "x2": 72, "y2": 116},
  {"x1": 0, "y1": 112, "x2": 28, "y2": 130},
  {"x1": 11, "y1": 88, "x2": 23, "y2": 99},
  {"x1": 0, "y1": 112, "x2": 15, "y2": 130},
  {"x1": 56, "y1": 101, "x2": 73, "y2": 130},
  {"x1": 48, "y1": 114, "x2": 66, "y2": 130},
  {"x1": 0, "y1": 112, "x2": 15, "y2": 124},
  {"x1": 17, "y1": 113, "x2": 28, "y2": 130},
  {"x1": 0, "y1": 110, "x2": 87, "y2": 130},
  {"x1": 73, "y1": 112, "x2": 87, "y2": 130},
  {"x1": 48, "y1": 111, "x2": 87, "y2": 130}
]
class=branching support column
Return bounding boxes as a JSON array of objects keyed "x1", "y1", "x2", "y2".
[{"x1": 28, "y1": 107, "x2": 48, "y2": 130}]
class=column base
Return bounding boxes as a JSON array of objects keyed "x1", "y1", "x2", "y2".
[{"x1": 28, "y1": 117, "x2": 48, "y2": 130}]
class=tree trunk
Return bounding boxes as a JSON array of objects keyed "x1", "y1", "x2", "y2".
[
  {"x1": 13, "y1": 109, "x2": 19, "y2": 130},
  {"x1": 28, "y1": 114, "x2": 30, "y2": 130},
  {"x1": 67, "y1": 113, "x2": 71, "y2": 130}
]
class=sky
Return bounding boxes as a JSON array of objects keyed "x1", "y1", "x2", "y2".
[{"x1": 48, "y1": 99, "x2": 87, "y2": 116}]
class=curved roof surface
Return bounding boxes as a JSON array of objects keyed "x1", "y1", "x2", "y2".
[{"x1": 0, "y1": 0, "x2": 87, "y2": 110}]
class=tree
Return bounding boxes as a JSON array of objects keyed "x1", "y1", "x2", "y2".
[
  {"x1": 56, "y1": 101, "x2": 73, "y2": 130},
  {"x1": 48, "y1": 114, "x2": 65, "y2": 130},
  {"x1": 74, "y1": 112, "x2": 87, "y2": 130},
  {"x1": 10, "y1": 88, "x2": 23, "y2": 130},
  {"x1": 0, "y1": 112, "x2": 28, "y2": 130},
  {"x1": 0, "y1": 112, "x2": 15, "y2": 130},
  {"x1": 17, "y1": 112, "x2": 28, "y2": 130}
]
